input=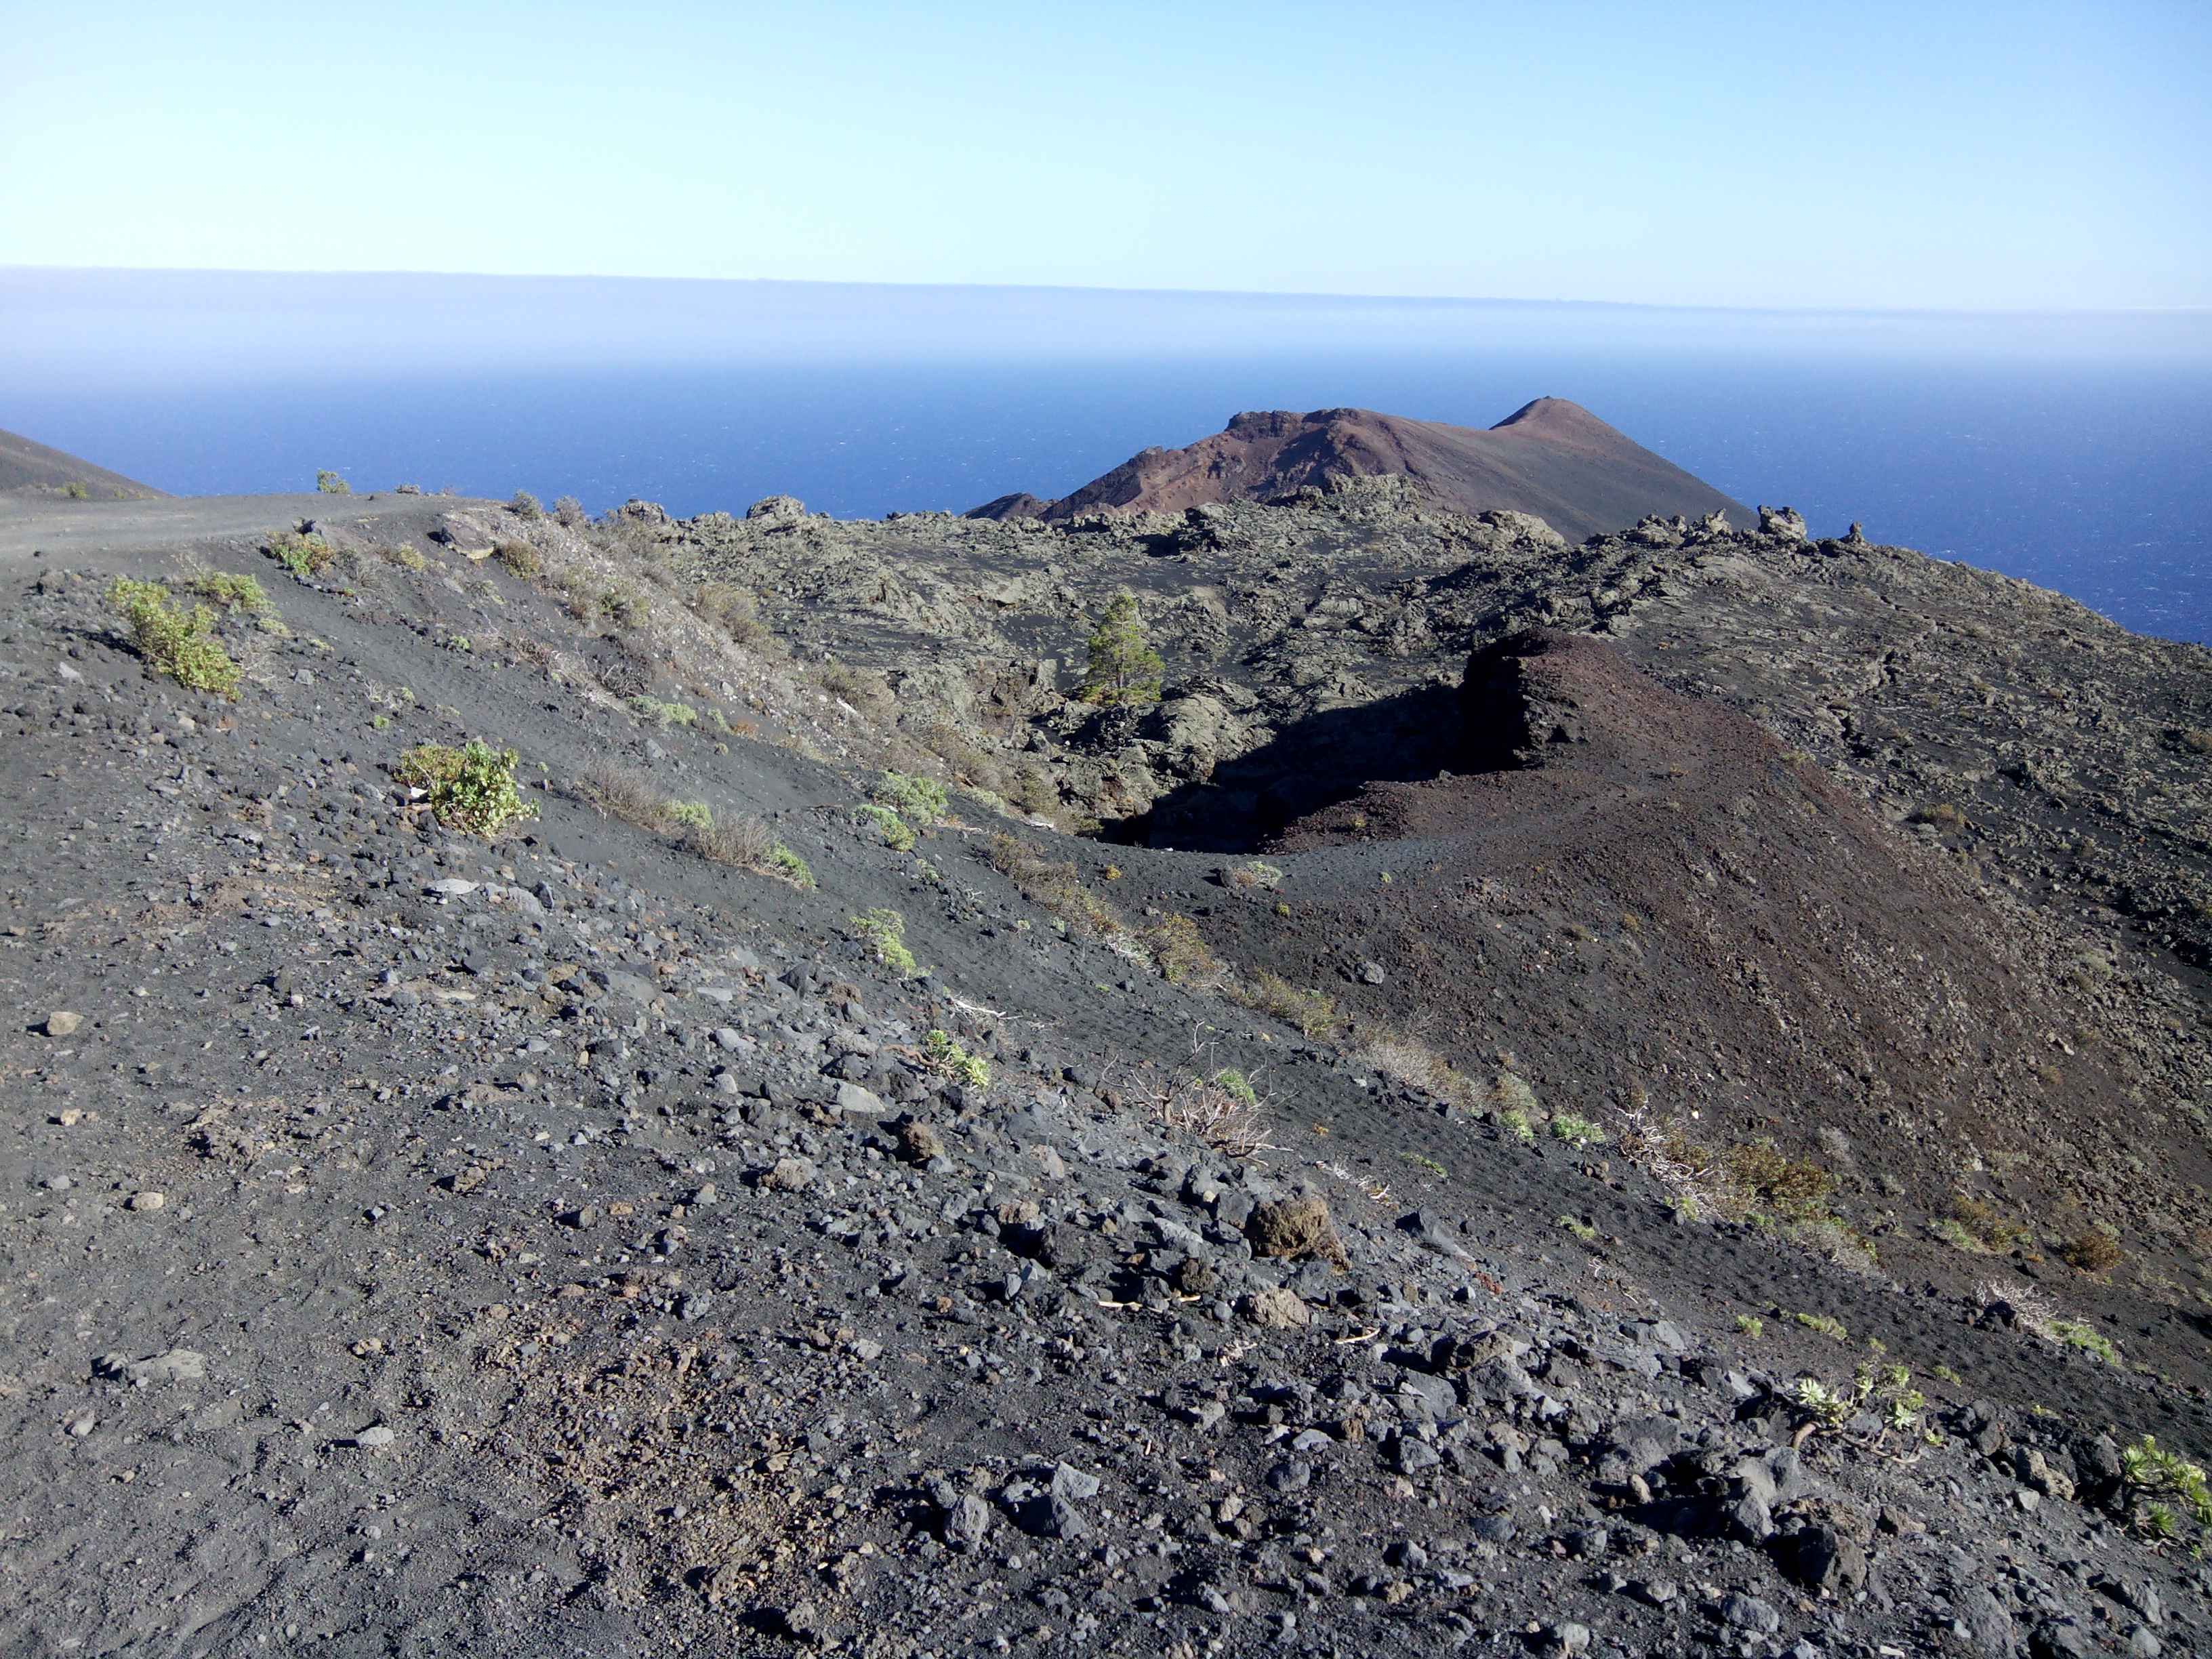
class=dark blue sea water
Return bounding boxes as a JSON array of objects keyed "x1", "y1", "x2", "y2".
[{"x1": 5, "y1": 272, "x2": 2208, "y2": 642}]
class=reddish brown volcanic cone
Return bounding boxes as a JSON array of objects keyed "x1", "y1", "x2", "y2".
[{"x1": 969, "y1": 398, "x2": 1742, "y2": 541}]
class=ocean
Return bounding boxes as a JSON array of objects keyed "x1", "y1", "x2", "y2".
[{"x1": 4, "y1": 271, "x2": 2208, "y2": 643}]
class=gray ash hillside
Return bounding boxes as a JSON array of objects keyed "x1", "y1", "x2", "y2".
[
  {"x1": 0, "y1": 426, "x2": 167, "y2": 500},
  {"x1": 1, "y1": 466, "x2": 2210, "y2": 1659}
]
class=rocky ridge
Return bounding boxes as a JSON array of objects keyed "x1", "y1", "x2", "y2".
[{"x1": 661, "y1": 480, "x2": 2212, "y2": 975}]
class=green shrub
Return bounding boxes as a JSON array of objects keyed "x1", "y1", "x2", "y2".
[
  {"x1": 963, "y1": 786, "x2": 1010, "y2": 817},
  {"x1": 2062, "y1": 1229, "x2": 2125, "y2": 1273},
  {"x1": 926, "y1": 1029, "x2": 990, "y2": 1088},
  {"x1": 316, "y1": 470, "x2": 350, "y2": 495},
  {"x1": 1734, "y1": 1314, "x2": 1764, "y2": 1338},
  {"x1": 598, "y1": 586, "x2": 648, "y2": 626},
  {"x1": 1877, "y1": 1366, "x2": 1927, "y2": 1431},
  {"x1": 1231, "y1": 860, "x2": 1284, "y2": 890},
  {"x1": 106, "y1": 580, "x2": 241, "y2": 697},
  {"x1": 495, "y1": 540, "x2": 542, "y2": 578},
  {"x1": 1549, "y1": 1113, "x2": 1607, "y2": 1145},
  {"x1": 1231, "y1": 968, "x2": 1338, "y2": 1038},
  {"x1": 849, "y1": 909, "x2": 919, "y2": 976},
  {"x1": 510, "y1": 491, "x2": 544, "y2": 521},
  {"x1": 855, "y1": 804, "x2": 917, "y2": 851},
  {"x1": 268, "y1": 531, "x2": 340, "y2": 577},
  {"x1": 767, "y1": 844, "x2": 815, "y2": 887},
  {"x1": 1793, "y1": 1378, "x2": 1850, "y2": 1427},
  {"x1": 65, "y1": 480, "x2": 87, "y2": 500},
  {"x1": 632, "y1": 697, "x2": 698, "y2": 727},
  {"x1": 1213, "y1": 1069, "x2": 1258, "y2": 1106},
  {"x1": 1930, "y1": 1195, "x2": 2033, "y2": 1254},
  {"x1": 552, "y1": 495, "x2": 586, "y2": 526},
  {"x1": 877, "y1": 771, "x2": 949, "y2": 824},
  {"x1": 1143, "y1": 914, "x2": 1224, "y2": 987},
  {"x1": 2123, "y1": 1437, "x2": 2212, "y2": 1529},
  {"x1": 661, "y1": 800, "x2": 712, "y2": 832},
  {"x1": 1080, "y1": 592, "x2": 1164, "y2": 705},
  {"x1": 697, "y1": 582, "x2": 776, "y2": 651},
  {"x1": 1556, "y1": 1214, "x2": 1596, "y2": 1242},
  {"x1": 2053, "y1": 1320, "x2": 2121, "y2": 1363},
  {"x1": 184, "y1": 573, "x2": 269, "y2": 613},
  {"x1": 393, "y1": 741, "x2": 538, "y2": 837},
  {"x1": 1791, "y1": 1364, "x2": 1922, "y2": 1435},
  {"x1": 1492, "y1": 1072, "x2": 1540, "y2": 1143},
  {"x1": 1723, "y1": 1139, "x2": 1834, "y2": 1223},
  {"x1": 1012, "y1": 766, "x2": 1059, "y2": 817}
]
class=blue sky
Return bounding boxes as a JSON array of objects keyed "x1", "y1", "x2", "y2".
[{"x1": 3, "y1": 1, "x2": 2205, "y2": 310}]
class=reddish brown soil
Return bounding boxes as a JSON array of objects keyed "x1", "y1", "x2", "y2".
[
  {"x1": 970, "y1": 399, "x2": 1744, "y2": 539},
  {"x1": 1202, "y1": 634, "x2": 2196, "y2": 1258}
]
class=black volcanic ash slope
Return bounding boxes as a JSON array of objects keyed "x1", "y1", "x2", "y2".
[
  {"x1": 0, "y1": 491, "x2": 2207, "y2": 1657},
  {"x1": 0, "y1": 426, "x2": 166, "y2": 499}
]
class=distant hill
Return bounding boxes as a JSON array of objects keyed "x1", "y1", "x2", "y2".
[
  {"x1": 0, "y1": 428, "x2": 166, "y2": 499},
  {"x1": 969, "y1": 397, "x2": 1743, "y2": 542}
]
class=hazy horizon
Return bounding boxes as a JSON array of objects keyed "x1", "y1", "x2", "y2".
[
  {"x1": 9, "y1": 268, "x2": 2208, "y2": 394},
  {"x1": 5, "y1": 267, "x2": 2208, "y2": 647}
]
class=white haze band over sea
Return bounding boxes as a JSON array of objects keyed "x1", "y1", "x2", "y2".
[{"x1": 5, "y1": 269, "x2": 2209, "y2": 644}]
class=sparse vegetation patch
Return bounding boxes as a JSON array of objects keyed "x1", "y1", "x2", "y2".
[
  {"x1": 106, "y1": 579, "x2": 241, "y2": 697},
  {"x1": 394, "y1": 741, "x2": 538, "y2": 837},
  {"x1": 268, "y1": 531, "x2": 340, "y2": 578},
  {"x1": 1229, "y1": 968, "x2": 1337, "y2": 1038},
  {"x1": 876, "y1": 771, "x2": 949, "y2": 825},
  {"x1": 924, "y1": 1030, "x2": 989, "y2": 1088},
  {"x1": 855, "y1": 804, "x2": 917, "y2": 851},
  {"x1": 1931, "y1": 1194, "x2": 2034, "y2": 1254},
  {"x1": 2060, "y1": 1228, "x2": 2125, "y2": 1274},
  {"x1": 848, "y1": 909, "x2": 919, "y2": 976}
]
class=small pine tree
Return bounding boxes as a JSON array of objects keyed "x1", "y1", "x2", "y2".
[
  {"x1": 1081, "y1": 592, "x2": 1165, "y2": 705},
  {"x1": 316, "y1": 470, "x2": 351, "y2": 495}
]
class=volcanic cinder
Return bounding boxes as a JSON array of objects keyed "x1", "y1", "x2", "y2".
[{"x1": 970, "y1": 398, "x2": 1744, "y2": 541}]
